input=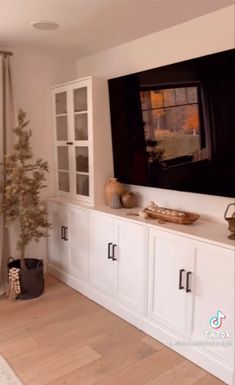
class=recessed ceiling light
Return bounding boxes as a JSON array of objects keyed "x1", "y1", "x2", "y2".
[{"x1": 30, "y1": 20, "x2": 59, "y2": 31}]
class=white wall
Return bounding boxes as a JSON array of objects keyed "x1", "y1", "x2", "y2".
[
  {"x1": 76, "y1": 5, "x2": 235, "y2": 223},
  {"x1": 12, "y1": 49, "x2": 76, "y2": 199},
  {"x1": 9, "y1": 49, "x2": 76, "y2": 261}
]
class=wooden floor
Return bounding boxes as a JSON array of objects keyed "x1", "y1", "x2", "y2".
[{"x1": 0, "y1": 275, "x2": 225, "y2": 385}]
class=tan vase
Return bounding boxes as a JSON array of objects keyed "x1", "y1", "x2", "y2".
[
  {"x1": 121, "y1": 191, "x2": 136, "y2": 208},
  {"x1": 105, "y1": 178, "x2": 125, "y2": 206}
]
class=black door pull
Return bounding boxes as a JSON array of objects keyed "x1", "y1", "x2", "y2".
[
  {"x1": 186, "y1": 271, "x2": 192, "y2": 293},
  {"x1": 61, "y1": 225, "x2": 64, "y2": 239},
  {"x1": 64, "y1": 226, "x2": 68, "y2": 241},
  {"x1": 108, "y1": 242, "x2": 112, "y2": 259},
  {"x1": 112, "y1": 244, "x2": 117, "y2": 261},
  {"x1": 179, "y1": 269, "x2": 185, "y2": 290}
]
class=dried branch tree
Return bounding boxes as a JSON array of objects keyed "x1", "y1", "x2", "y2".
[{"x1": 0, "y1": 109, "x2": 50, "y2": 269}]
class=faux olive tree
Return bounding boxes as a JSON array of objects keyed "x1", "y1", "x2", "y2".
[{"x1": 0, "y1": 109, "x2": 50, "y2": 269}]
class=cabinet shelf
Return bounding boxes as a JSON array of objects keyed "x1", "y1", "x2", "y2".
[
  {"x1": 56, "y1": 113, "x2": 67, "y2": 117},
  {"x1": 76, "y1": 171, "x2": 89, "y2": 176},
  {"x1": 58, "y1": 168, "x2": 69, "y2": 172},
  {"x1": 74, "y1": 110, "x2": 88, "y2": 115},
  {"x1": 55, "y1": 141, "x2": 89, "y2": 146},
  {"x1": 74, "y1": 140, "x2": 88, "y2": 146}
]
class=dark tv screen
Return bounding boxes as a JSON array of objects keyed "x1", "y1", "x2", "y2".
[{"x1": 108, "y1": 49, "x2": 235, "y2": 198}]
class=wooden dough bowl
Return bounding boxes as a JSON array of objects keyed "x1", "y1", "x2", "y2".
[{"x1": 144, "y1": 208, "x2": 200, "y2": 225}]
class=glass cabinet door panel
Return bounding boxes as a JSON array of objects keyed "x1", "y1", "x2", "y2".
[
  {"x1": 75, "y1": 147, "x2": 89, "y2": 172},
  {"x1": 58, "y1": 171, "x2": 70, "y2": 192},
  {"x1": 56, "y1": 92, "x2": 67, "y2": 114},
  {"x1": 57, "y1": 146, "x2": 69, "y2": 170},
  {"x1": 56, "y1": 116, "x2": 68, "y2": 140},
  {"x1": 74, "y1": 88, "x2": 87, "y2": 112},
  {"x1": 74, "y1": 114, "x2": 88, "y2": 140},
  {"x1": 76, "y1": 174, "x2": 89, "y2": 196}
]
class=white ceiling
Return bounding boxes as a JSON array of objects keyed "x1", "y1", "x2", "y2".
[{"x1": 0, "y1": 0, "x2": 233, "y2": 58}]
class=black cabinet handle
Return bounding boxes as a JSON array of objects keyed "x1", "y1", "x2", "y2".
[
  {"x1": 66, "y1": 141, "x2": 73, "y2": 145},
  {"x1": 112, "y1": 244, "x2": 117, "y2": 261},
  {"x1": 179, "y1": 269, "x2": 185, "y2": 290},
  {"x1": 61, "y1": 226, "x2": 65, "y2": 240},
  {"x1": 186, "y1": 271, "x2": 192, "y2": 293},
  {"x1": 64, "y1": 226, "x2": 68, "y2": 241},
  {"x1": 108, "y1": 242, "x2": 112, "y2": 259}
]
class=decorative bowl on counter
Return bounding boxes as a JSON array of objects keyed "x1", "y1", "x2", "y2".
[{"x1": 144, "y1": 201, "x2": 200, "y2": 225}]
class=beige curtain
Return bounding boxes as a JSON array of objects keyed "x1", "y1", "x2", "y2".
[{"x1": 0, "y1": 54, "x2": 15, "y2": 295}]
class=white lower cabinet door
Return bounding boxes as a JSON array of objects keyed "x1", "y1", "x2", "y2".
[
  {"x1": 191, "y1": 241, "x2": 234, "y2": 367},
  {"x1": 114, "y1": 220, "x2": 146, "y2": 315},
  {"x1": 69, "y1": 207, "x2": 89, "y2": 282},
  {"x1": 90, "y1": 212, "x2": 115, "y2": 295},
  {"x1": 48, "y1": 202, "x2": 69, "y2": 271},
  {"x1": 90, "y1": 213, "x2": 146, "y2": 316},
  {"x1": 147, "y1": 228, "x2": 193, "y2": 338}
]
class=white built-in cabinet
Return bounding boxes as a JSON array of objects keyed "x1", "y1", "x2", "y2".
[
  {"x1": 90, "y1": 211, "x2": 146, "y2": 317},
  {"x1": 147, "y1": 228, "x2": 234, "y2": 375},
  {"x1": 52, "y1": 79, "x2": 92, "y2": 203},
  {"x1": 51, "y1": 77, "x2": 113, "y2": 205},
  {"x1": 48, "y1": 202, "x2": 69, "y2": 271},
  {"x1": 48, "y1": 201, "x2": 89, "y2": 282},
  {"x1": 47, "y1": 200, "x2": 234, "y2": 385},
  {"x1": 147, "y1": 230, "x2": 193, "y2": 338},
  {"x1": 90, "y1": 213, "x2": 114, "y2": 295},
  {"x1": 191, "y1": 241, "x2": 234, "y2": 368}
]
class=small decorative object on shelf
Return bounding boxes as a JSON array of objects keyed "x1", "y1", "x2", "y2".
[
  {"x1": 224, "y1": 203, "x2": 235, "y2": 240},
  {"x1": 110, "y1": 193, "x2": 122, "y2": 209},
  {"x1": 104, "y1": 177, "x2": 125, "y2": 207},
  {"x1": 121, "y1": 191, "x2": 136, "y2": 208},
  {"x1": 143, "y1": 201, "x2": 200, "y2": 225},
  {"x1": 139, "y1": 209, "x2": 148, "y2": 219}
]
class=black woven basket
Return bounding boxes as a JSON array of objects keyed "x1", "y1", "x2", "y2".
[{"x1": 8, "y1": 258, "x2": 44, "y2": 300}]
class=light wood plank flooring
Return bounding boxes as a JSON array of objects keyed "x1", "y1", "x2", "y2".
[{"x1": 0, "y1": 275, "x2": 225, "y2": 385}]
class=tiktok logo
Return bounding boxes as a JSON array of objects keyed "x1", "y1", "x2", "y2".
[{"x1": 209, "y1": 310, "x2": 226, "y2": 329}]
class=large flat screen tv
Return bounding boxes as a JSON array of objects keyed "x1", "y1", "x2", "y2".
[{"x1": 108, "y1": 49, "x2": 235, "y2": 198}]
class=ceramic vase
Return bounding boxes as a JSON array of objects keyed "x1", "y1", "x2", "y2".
[
  {"x1": 110, "y1": 193, "x2": 122, "y2": 209},
  {"x1": 105, "y1": 177, "x2": 125, "y2": 206},
  {"x1": 121, "y1": 191, "x2": 136, "y2": 208}
]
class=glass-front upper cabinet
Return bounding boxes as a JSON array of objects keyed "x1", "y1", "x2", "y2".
[
  {"x1": 74, "y1": 88, "x2": 87, "y2": 136},
  {"x1": 55, "y1": 90, "x2": 70, "y2": 193},
  {"x1": 73, "y1": 86, "x2": 89, "y2": 198},
  {"x1": 52, "y1": 78, "x2": 93, "y2": 203},
  {"x1": 55, "y1": 92, "x2": 68, "y2": 140}
]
